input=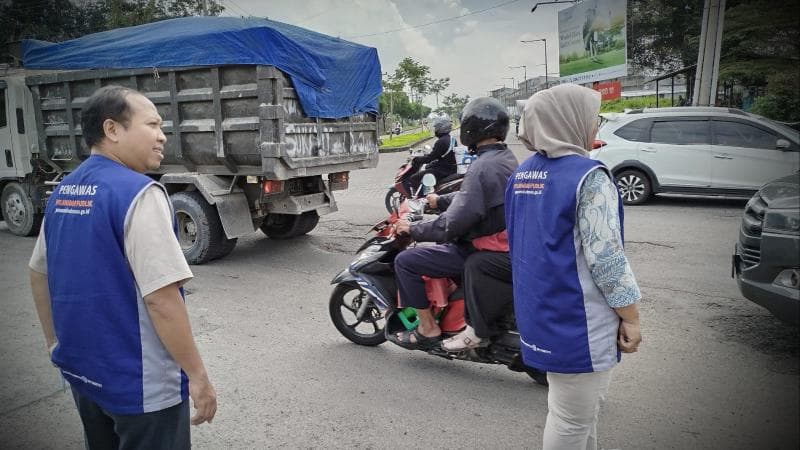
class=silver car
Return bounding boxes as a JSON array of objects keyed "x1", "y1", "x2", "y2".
[{"x1": 590, "y1": 107, "x2": 800, "y2": 205}]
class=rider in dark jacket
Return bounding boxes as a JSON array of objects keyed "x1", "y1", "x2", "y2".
[
  {"x1": 407, "y1": 117, "x2": 457, "y2": 194},
  {"x1": 392, "y1": 98, "x2": 518, "y2": 349}
]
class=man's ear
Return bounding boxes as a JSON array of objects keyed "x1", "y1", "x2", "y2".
[{"x1": 102, "y1": 118, "x2": 120, "y2": 143}]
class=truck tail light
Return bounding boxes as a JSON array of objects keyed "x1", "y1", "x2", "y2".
[
  {"x1": 262, "y1": 180, "x2": 284, "y2": 194},
  {"x1": 329, "y1": 171, "x2": 349, "y2": 191}
]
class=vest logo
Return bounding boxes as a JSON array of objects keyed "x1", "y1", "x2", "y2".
[
  {"x1": 55, "y1": 184, "x2": 99, "y2": 216},
  {"x1": 513, "y1": 170, "x2": 549, "y2": 195},
  {"x1": 58, "y1": 184, "x2": 98, "y2": 196},
  {"x1": 514, "y1": 170, "x2": 548, "y2": 180}
]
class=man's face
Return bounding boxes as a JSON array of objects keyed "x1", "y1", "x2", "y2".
[{"x1": 114, "y1": 94, "x2": 166, "y2": 173}]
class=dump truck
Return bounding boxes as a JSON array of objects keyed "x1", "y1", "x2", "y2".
[{"x1": 0, "y1": 17, "x2": 381, "y2": 264}]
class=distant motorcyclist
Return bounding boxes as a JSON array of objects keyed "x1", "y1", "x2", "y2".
[
  {"x1": 391, "y1": 98, "x2": 518, "y2": 349},
  {"x1": 406, "y1": 116, "x2": 457, "y2": 194}
]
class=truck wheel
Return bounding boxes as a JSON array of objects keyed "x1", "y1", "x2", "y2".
[
  {"x1": 2, "y1": 182, "x2": 42, "y2": 237},
  {"x1": 615, "y1": 169, "x2": 652, "y2": 205},
  {"x1": 171, "y1": 191, "x2": 230, "y2": 264},
  {"x1": 260, "y1": 211, "x2": 319, "y2": 239},
  {"x1": 210, "y1": 237, "x2": 238, "y2": 261}
]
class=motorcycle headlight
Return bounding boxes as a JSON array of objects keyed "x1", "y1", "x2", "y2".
[{"x1": 764, "y1": 209, "x2": 800, "y2": 234}]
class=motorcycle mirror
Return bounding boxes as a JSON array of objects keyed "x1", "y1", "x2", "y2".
[{"x1": 421, "y1": 173, "x2": 437, "y2": 189}]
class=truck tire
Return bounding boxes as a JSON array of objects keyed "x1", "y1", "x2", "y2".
[
  {"x1": 209, "y1": 236, "x2": 238, "y2": 261},
  {"x1": 171, "y1": 191, "x2": 233, "y2": 264},
  {"x1": 2, "y1": 182, "x2": 42, "y2": 237},
  {"x1": 260, "y1": 211, "x2": 319, "y2": 239}
]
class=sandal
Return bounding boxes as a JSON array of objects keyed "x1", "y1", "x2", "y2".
[
  {"x1": 392, "y1": 329, "x2": 442, "y2": 351},
  {"x1": 441, "y1": 328, "x2": 485, "y2": 352}
]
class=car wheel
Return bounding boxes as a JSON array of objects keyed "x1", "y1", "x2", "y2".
[{"x1": 615, "y1": 169, "x2": 652, "y2": 205}]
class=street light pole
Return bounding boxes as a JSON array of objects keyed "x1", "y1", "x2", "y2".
[
  {"x1": 530, "y1": 0, "x2": 578, "y2": 13},
  {"x1": 509, "y1": 65, "x2": 527, "y2": 96},
  {"x1": 521, "y1": 38, "x2": 549, "y2": 89}
]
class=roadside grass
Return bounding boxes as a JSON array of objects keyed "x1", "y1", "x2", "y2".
[
  {"x1": 559, "y1": 49, "x2": 626, "y2": 76},
  {"x1": 380, "y1": 130, "x2": 432, "y2": 150},
  {"x1": 601, "y1": 95, "x2": 676, "y2": 113}
]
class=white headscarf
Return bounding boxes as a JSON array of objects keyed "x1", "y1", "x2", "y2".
[{"x1": 518, "y1": 84, "x2": 601, "y2": 158}]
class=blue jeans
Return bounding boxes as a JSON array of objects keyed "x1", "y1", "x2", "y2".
[{"x1": 71, "y1": 386, "x2": 190, "y2": 450}]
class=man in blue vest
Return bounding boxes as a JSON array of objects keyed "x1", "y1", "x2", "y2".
[
  {"x1": 507, "y1": 84, "x2": 642, "y2": 449},
  {"x1": 29, "y1": 86, "x2": 216, "y2": 449}
]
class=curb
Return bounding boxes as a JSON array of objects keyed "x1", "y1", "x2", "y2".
[
  {"x1": 379, "y1": 136, "x2": 434, "y2": 154},
  {"x1": 378, "y1": 126, "x2": 460, "y2": 154}
]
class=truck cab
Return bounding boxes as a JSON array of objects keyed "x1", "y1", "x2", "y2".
[{"x1": 0, "y1": 74, "x2": 44, "y2": 236}]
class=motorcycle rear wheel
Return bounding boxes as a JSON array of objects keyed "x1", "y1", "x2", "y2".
[
  {"x1": 384, "y1": 188, "x2": 405, "y2": 214},
  {"x1": 329, "y1": 283, "x2": 387, "y2": 346}
]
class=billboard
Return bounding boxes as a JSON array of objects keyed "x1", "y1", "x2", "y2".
[
  {"x1": 593, "y1": 80, "x2": 622, "y2": 100},
  {"x1": 558, "y1": 0, "x2": 627, "y2": 84}
]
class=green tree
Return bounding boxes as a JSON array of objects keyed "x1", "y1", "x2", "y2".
[
  {"x1": 718, "y1": 0, "x2": 799, "y2": 86},
  {"x1": 428, "y1": 77, "x2": 450, "y2": 110},
  {"x1": 395, "y1": 57, "x2": 432, "y2": 118},
  {"x1": 751, "y1": 72, "x2": 800, "y2": 122},
  {"x1": 627, "y1": 0, "x2": 703, "y2": 72},
  {"x1": 627, "y1": 0, "x2": 799, "y2": 120},
  {"x1": 381, "y1": 73, "x2": 405, "y2": 117},
  {"x1": 441, "y1": 93, "x2": 470, "y2": 121},
  {"x1": 0, "y1": 0, "x2": 223, "y2": 47}
]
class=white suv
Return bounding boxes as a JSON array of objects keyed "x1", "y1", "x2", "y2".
[{"x1": 590, "y1": 107, "x2": 800, "y2": 205}]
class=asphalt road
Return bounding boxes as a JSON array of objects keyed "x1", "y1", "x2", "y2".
[{"x1": 0, "y1": 132, "x2": 797, "y2": 449}]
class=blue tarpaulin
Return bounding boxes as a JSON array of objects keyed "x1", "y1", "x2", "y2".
[{"x1": 22, "y1": 16, "x2": 382, "y2": 119}]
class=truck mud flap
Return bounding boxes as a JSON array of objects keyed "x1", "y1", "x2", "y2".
[{"x1": 265, "y1": 189, "x2": 338, "y2": 216}]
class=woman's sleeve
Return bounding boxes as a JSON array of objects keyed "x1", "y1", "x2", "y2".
[{"x1": 577, "y1": 169, "x2": 642, "y2": 308}]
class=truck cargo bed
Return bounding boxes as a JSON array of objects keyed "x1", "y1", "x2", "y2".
[{"x1": 26, "y1": 65, "x2": 379, "y2": 178}]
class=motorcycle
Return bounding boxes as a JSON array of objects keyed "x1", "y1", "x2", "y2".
[
  {"x1": 330, "y1": 175, "x2": 548, "y2": 386},
  {"x1": 384, "y1": 146, "x2": 465, "y2": 213}
]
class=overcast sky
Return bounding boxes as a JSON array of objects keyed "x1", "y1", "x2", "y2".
[{"x1": 218, "y1": 0, "x2": 574, "y2": 106}]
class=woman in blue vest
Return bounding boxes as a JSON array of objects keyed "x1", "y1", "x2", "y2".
[{"x1": 506, "y1": 84, "x2": 642, "y2": 450}]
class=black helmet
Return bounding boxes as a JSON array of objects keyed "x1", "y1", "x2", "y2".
[
  {"x1": 459, "y1": 97, "x2": 509, "y2": 149},
  {"x1": 431, "y1": 116, "x2": 452, "y2": 136}
]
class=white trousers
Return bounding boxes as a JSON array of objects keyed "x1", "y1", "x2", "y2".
[{"x1": 542, "y1": 369, "x2": 614, "y2": 450}]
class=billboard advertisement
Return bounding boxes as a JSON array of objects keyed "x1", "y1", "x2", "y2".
[
  {"x1": 558, "y1": 0, "x2": 627, "y2": 84},
  {"x1": 593, "y1": 80, "x2": 622, "y2": 100}
]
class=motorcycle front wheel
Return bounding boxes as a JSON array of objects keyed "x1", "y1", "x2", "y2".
[
  {"x1": 384, "y1": 188, "x2": 405, "y2": 213},
  {"x1": 329, "y1": 283, "x2": 387, "y2": 346}
]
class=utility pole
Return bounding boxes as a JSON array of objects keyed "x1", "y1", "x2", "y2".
[
  {"x1": 692, "y1": 0, "x2": 726, "y2": 106},
  {"x1": 509, "y1": 65, "x2": 527, "y2": 96},
  {"x1": 521, "y1": 38, "x2": 548, "y2": 89}
]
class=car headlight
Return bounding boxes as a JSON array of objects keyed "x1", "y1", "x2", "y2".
[{"x1": 763, "y1": 209, "x2": 800, "y2": 234}]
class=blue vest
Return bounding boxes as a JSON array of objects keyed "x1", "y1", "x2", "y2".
[
  {"x1": 45, "y1": 155, "x2": 187, "y2": 414},
  {"x1": 505, "y1": 153, "x2": 624, "y2": 373}
]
